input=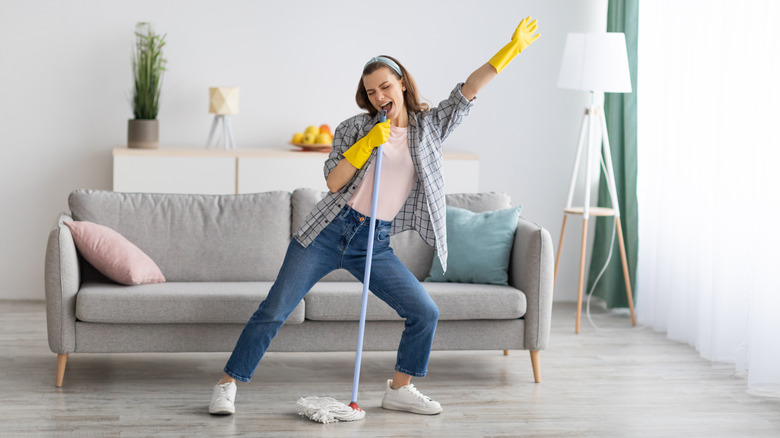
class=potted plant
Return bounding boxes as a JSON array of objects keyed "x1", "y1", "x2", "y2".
[{"x1": 128, "y1": 22, "x2": 166, "y2": 149}]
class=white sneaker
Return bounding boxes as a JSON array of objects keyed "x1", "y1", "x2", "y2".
[
  {"x1": 381, "y1": 379, "x2": 442, "y2": 415},
  {"x1": 209, "y1": 382, "x2": 236, "y2": 415}
]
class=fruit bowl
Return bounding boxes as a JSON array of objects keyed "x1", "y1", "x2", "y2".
[{"x1": 289, "y1": 141, "x2": 332, "y2": 152}]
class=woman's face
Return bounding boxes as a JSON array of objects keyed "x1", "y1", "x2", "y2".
[{"x1": 362, "y1": 66, "x2": 406, "y2": 124}]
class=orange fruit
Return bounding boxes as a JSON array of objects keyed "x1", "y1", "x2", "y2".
[{"x1": 319, "y1": 124, "x2": 332, "y2": 136}]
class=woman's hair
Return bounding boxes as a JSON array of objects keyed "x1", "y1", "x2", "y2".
[{"x1": 355, "y1": 55, "x2": 429, "y2": 116}]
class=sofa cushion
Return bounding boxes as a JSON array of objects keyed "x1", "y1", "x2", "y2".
[
  {"x1": 63, "y1": 220, "x2": 166, "y2": 286},
  {"x1": 426, "y1": 205, "x2": 521, "y2": 285},
  {"x1": 291, "y1": 188, "x2": 323, "y2": 235},
  {"x1": 75, "y1": 282, "x2": 305, "y2": 324},
  {"x1": 389, "y1": 230, "x2": 435, "y2": 280},
  {"x1": 445, "y1": 192, "x2": 512, "y2": 212},
  {"x1": 68, "y1": 190, "x2": 291, "y2": 282},
  {"x1": 304, "y1": 282, "x2": 526, "y2": 321}
]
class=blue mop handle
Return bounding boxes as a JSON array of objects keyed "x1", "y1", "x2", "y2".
[{"x1": 351, "y1": 109, "x2": 386, "y2": 406}]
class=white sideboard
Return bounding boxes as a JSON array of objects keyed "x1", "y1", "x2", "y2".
[{"x1": 113, "y1": 147, "x2": 479, "y2": 195}]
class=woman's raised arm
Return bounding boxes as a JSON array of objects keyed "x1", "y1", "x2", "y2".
[{"x1": 461, "y1": 16, "x2": 540, "y2": 101}]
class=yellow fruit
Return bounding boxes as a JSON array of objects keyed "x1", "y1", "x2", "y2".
[
  {"x1": 291, "y1": 132, "x2": 305, "y2": 143},
  {"x1": 302, "y1": 132, "x2": 317, "y2": 144},
  {"x1": 304, "y1": 125, "x2": 320, "y2": 136},
  {"x1": 315, "y1": 133, "x2": 332, "y2": 144}
]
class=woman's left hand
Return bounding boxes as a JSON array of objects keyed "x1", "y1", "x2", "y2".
[{"x1": 489, "y1": 16, "x2": 541, "y2": 74}]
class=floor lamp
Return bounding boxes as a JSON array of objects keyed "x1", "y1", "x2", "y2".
[{"x1": 555, "y1": 33, "x2": 636, "y2": 333}]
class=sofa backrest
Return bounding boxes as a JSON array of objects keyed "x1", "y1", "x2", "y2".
[
  {"x1": 68, "y1": 190, "x2": 291, "y2": 282},
  {"x1": 68, "y1": 189, "x2": 513, "y2": 283}
]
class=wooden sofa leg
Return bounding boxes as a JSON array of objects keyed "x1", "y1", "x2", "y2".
[
  {"x1": 530, "y1": 350, "x2": 541, "y2": 383},
  {"x1": 56, "y1": 354, "x2": 68, "y2": 387},
  {"x1": 503, "y1": 349, "x2": 509, "y2": 356}
]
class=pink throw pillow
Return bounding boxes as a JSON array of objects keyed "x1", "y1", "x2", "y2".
[{"x1": 63, "y1": 221, "x2": 165, "y2": 286}]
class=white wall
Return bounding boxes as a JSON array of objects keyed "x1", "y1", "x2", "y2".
[{"x1": 0, "y1": 0, "x2": 607, "y2": 300}]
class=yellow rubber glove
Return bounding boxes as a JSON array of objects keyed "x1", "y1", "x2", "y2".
[
  {"x1": 342, "y1": 121, "x2": 391, "y2": 169},
  {"x1": 488, "y1": 16, "x2": 541, "y2": 74}
]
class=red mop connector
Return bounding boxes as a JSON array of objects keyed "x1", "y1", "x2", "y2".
[{"x1": 348, "y1": 402, "x2": 362, "y2": 412}]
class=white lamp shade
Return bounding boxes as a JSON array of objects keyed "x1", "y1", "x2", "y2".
[
  {"x1": 209, "y1": 87, "x2": 240, "y2": 115},
  {"x1": 557, "y1": 32, "x2": 632, "y2": 93}
]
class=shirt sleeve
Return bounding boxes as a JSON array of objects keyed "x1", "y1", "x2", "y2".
[
  {"x1": 323, "y1": 114, "x2": 374, "y2": 181},
  {"x1": 428, "y1": 82, "x2": 476, "y2": 143}
]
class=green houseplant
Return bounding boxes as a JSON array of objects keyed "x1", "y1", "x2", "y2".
[{"x1": 127, "y1": 22, "x2": 167, "y2": 149}]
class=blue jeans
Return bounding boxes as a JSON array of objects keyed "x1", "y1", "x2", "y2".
[{"x1": 224, "y1": 206, "x2": 439, "y2": 382}]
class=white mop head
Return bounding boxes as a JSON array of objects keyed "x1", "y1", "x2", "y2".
[{"x1": 296, "y1": 396, "x2": 366, "y2": 424}]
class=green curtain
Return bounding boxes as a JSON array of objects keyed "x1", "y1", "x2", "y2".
[{"x1": 586, "y1": 0, "x2": 639, "y2": 308}]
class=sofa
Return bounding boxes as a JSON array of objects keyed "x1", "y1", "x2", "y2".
[{"x1": 45, "y1": 188, "x2": 554, "y2": 387}]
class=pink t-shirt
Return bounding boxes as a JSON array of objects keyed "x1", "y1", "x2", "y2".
[{"x1": 348, "y1": 125, "x2": 417, "y2": 221}]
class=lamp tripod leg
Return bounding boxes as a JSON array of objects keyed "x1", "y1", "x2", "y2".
[
  {"x1": 222, "y1": 116, "x2": 229, "y2": 149},
  {"x1": 226, "y1": 116, "x2": 236, "y2": 149},
  {"x1": 554, "y1": 213, "x2": 568, "y2": 294},
  {"x1": 576, "y1": 216, "x2": 589, "y2": 334},
  {"x1": 565, "y1": 110, "x2": 591, "y2": 210},
  {"x1": 206, "y1": 116, "x2": 220, "y2": 148},
  {"x1": 615, "y1": 217, "x2": 636, "y2": 326}
]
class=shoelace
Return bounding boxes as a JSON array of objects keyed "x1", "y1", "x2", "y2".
[
  {"x1": 217, "y1": 384, "x2": 234, "y2": 403},
  {"x1": 404, "y1": 384, "x2": 432, "y2": 402}
]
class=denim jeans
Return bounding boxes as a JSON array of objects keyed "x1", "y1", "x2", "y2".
[{"x1": 224, "y1": 206, "x2": 439, "y2": 382}]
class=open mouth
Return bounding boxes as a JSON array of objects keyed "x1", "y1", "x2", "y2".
[{"x1": 380, "y1": 101, "x2": 393, "y2": 115}]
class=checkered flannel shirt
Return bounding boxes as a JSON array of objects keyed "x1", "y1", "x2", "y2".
[{"x1": 294, "y1": 83, "x2": 475, "y2": 271}]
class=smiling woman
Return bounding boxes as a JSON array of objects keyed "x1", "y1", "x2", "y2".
[
  {"x1": 355, "y1": 55, "x2": 428, "y2": 123},
  {"x1": 361, "y1": 68, "x2": 407, "y2": 127},
  {"x1": 209, "y1": 16, "x2": 542, "y2": 418}
]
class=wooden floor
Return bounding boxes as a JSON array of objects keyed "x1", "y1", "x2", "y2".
[{"x1": 1, "y1": 301, "x2": 779, "y2": 437}]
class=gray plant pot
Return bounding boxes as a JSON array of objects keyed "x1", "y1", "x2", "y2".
[{"x1": 127, "y1": 119, "x2": 159, "y2": 149}]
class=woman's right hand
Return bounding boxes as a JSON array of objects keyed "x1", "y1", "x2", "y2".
[
  {"x1": 364, "y1": 120, "x2": 392, "y2": 148},
  {"x1": 341, "y1": 120, "x2": 391, "y2": 169}
]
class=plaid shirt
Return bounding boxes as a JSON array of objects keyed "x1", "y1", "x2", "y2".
[{"x1": 294, "y1": 83, "x2": 475, "y2": 271}]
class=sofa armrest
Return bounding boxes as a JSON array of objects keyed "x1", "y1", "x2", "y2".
[
  {"x1": 44, "y1": 213, "x2": 80, "y2": 354},
  {"x1": 509, "y1": 216, "x2": 554, "y2": 351}
]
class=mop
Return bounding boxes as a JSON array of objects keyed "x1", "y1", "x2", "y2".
[{"x1": 297, "y1": 109, "x2": 388, "y2": 424}]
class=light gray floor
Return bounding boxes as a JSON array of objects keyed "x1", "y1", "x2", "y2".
[{"x1": 2, "y1": 300, "x2": 779, "y2": 438}]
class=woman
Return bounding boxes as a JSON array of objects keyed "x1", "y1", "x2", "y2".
[{"x1": 210, "y1": 16, "x2": 540, "y2": 416}]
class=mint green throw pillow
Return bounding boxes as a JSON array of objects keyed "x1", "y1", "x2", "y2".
[{"x1": 426, "y1": 205, "x2": 521, "y2": 285}]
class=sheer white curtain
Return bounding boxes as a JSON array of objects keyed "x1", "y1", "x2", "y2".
[{"x1": 637, "y1": 0, "x2": 780, "y2": 396}]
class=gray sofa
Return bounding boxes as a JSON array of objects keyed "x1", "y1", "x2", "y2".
[{"x1": 45, "y1": 189, "x2": 554, "y2": 387}]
